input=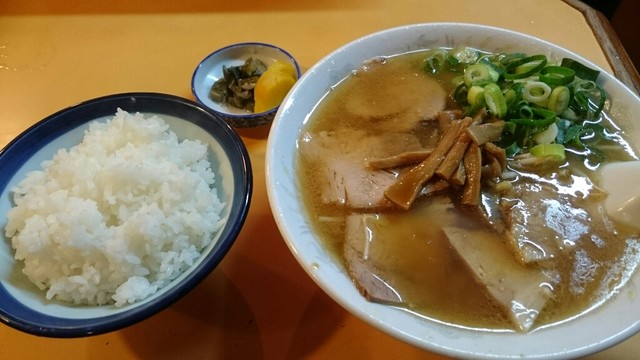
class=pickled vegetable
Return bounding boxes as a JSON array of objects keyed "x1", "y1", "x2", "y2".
[
  {"x1": 209, "y1": 57, "x2": 267, "y2": 111},
  {"x1": 254, "y1": 61, "x2": 297, "y2": 113}
]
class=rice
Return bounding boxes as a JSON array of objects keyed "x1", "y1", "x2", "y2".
[{"x1": 4, "y1": 109, "x2": 226, "y2": 307}]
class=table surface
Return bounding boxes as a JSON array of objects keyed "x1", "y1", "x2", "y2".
[{"x1": 1, "y1": 0, "x2": 638, "y2": 359}]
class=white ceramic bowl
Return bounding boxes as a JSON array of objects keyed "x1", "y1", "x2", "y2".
[
  {"x1": 0, "y1": 93, "x2": 252, "y2": 337},
  {"x1": 266, "y1": 23, "x2": 640, "y2": 359},
  {"x1": 191, "y1": 42, "x2": 301, "y2": 128}
]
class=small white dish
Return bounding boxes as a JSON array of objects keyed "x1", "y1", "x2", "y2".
[{"x1": 191, "y1": 42, "x2": 301, "y2": 128}]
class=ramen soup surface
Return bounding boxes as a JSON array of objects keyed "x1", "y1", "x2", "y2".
[{"x1": 296, "y1": 50, "x2": 640, "y2": 332}]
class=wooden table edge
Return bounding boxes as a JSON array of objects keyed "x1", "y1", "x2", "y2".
[{"x1": 563, "y1": 0, "x2": 640, "y2": 95}]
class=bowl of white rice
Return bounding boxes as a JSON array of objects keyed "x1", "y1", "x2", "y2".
[{"x1": 0, "y1": 92, "x2": 252, "y2": 337}]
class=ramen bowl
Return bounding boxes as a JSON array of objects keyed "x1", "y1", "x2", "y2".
[
  {"x1": 0, "y1": 93, "x2": 252, "y2": 337},
  {"x1": 265, "y1": 23, "x2": 640, "y2": 359},
  {"x1": 192, "y1": 42, "x2": 301, "y2": 128}
]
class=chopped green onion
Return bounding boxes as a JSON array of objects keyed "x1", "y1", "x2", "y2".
[
  {"x1": 467, "y1": 85, "x2": 485, "y2": 106},
  {"x1": 555, "y1": 119, "x2": 571, "y2": 144},
  {"x1": 504, "y1": 83, "x2": 524, "y2": 108},
  {"x1": 447, "y1": 55, "x2": 461, "y2": 67},
  {"x1": 464, "y1": 63, "x2": 493, "y2": 86},
  {"x1": 561, "y1": 58, "x2": 600, "y2": 82},
  {"x1": 423, "y1": 49, "x2": 449, "y2": 74},
  {"x1": 503, "y1": 121, "x2": 518, "y2": 135},
  {"x1": 477, "y1": 57, "x2": 502, "y2": 82},
  {"x1": 510, "y1": 107, "x2": 556, "y2": 127},
  {"x1": 589, "y1": 83, "x2": 607, "y2": 119},
  {"x1": 510, "y1": 117, "x2": 557, "y2": 127},
  {"x1": 451, "y1": 75, "x2": 465, "y2": 88},
  {"x1": 547, "y1": 85, "x2": 571, "y2": 114},
  {"x1": 503, "y1": 88, "x2": 518, "y2": 107},
  {"x1": 517, "y1": 101, "x2": 534, "y2": 119},
  {"x1": 504, "y1": 55, "x2": 548, "y2": 80},
  {"x1": 539, "y1": 66, "x2": 575, "y2": 86},
  {"x1": 533, "y1": 122, "x2": 559, "y2": 144},
  {"x1": 452, "y1": 82, "x2": 469, "y2": 105},
  {"x1": 530, "y1": 143, "x2": 566, "y2": 160},
  {"x1": 532, "y1": 107, "x2": 557, "y2": 119},
  {"x1": 424, "y1": 48, "x2": 610, "y2": 164},
  {"x1": 483, "y1": 83, "x2": 508, "y2": 118},
  {"x1": 500, "y1": 52, "x2": 528, "y2": 67},
  {"x1": 561, "y1": 107, "x2": 580, "y2": 121},
  {"x1": 575, "y1": 79, "x2": 597, "y2": 92},
  {"x1": 450, "y1": 46, "x2": 480, "y2": 65},
  {"x1": 523, "y1": 81, "x2": 552, "y2": 107},
  {"x1": 576, "y1": 123, "x2": 608, "y2": 145},
  {"x1": 572, "y1": 80, "x2": 607, "y2": 119},
  {"x1": 563, "y1": 124, "x2": 583, "y2": 144}
]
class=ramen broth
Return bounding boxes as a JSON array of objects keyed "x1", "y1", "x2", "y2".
[{"x1": 296, "y1": 50, "x2": 640, "y2": 331}]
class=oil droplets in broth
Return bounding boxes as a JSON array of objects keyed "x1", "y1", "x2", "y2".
[{"x1": 297, "y1": 50, "x2": 640, "y2": 332}]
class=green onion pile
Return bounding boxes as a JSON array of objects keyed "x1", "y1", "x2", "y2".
[{"x1": 423, "y1": 47, "x2": 610, "y2": 165}]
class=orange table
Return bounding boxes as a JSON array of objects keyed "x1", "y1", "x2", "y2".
[{"x1": 1, "y1": 0, "x2": 638, "y2": 358}]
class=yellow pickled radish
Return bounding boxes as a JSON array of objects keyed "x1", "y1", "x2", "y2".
[
  {"x1": 267, "y1": 61, "x2": 297, "y2": 79},
  {"x1": 254, "y1": 61, "x2": 297, "y2": 113}
]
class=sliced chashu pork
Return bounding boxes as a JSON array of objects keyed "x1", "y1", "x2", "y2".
[
  {"x1": 498, "y1": 172, "x2": 606, "y2": 264},
  {"x1": 443, "y1": 226, "x2": 557, "y2": 332},
  {"x1": 298, "y1": 129, "x2": 425, "y2": 209},
  {"x1": 343, "y1": 57, "x2": 447, "y2": 132},
  {"x1": 344, "y1": 196, "x2": 456, "y2": 304}
]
